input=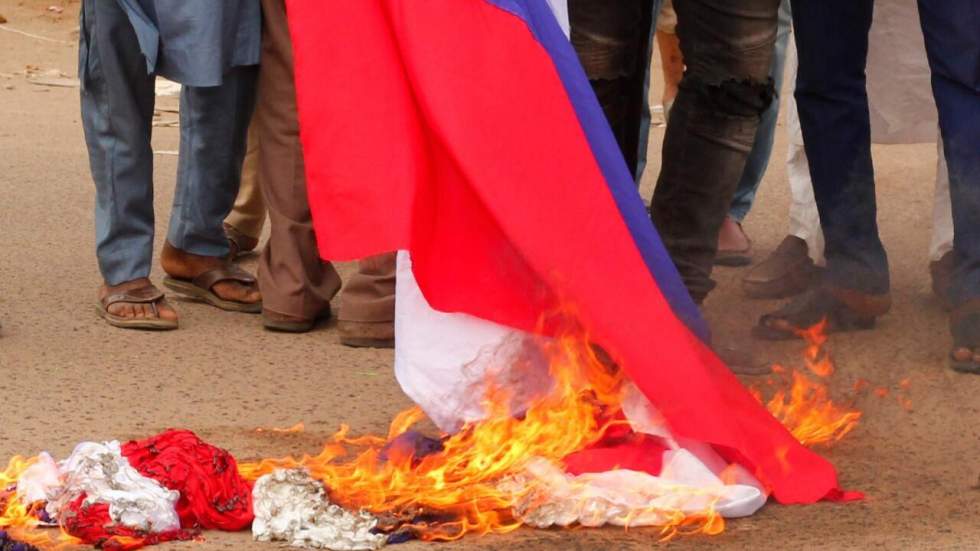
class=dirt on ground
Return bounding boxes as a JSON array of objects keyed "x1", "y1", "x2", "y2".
[{"x1": 1, "y1": 2, "x2": 978, "y2": 550}]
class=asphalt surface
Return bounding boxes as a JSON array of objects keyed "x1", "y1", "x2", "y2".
[{"x1": 1, "y1": 2, "x2": 978, "y2": 550}]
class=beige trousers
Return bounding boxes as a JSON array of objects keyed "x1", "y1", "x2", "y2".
[{"x1": 224, "y1": 123, "x2": 266, "y2": 240}]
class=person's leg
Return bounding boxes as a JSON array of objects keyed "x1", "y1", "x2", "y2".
[
  {"x1": 338, "y1": 253, "x2": 397, "y2": 348},
  {"x1": 253, "y1": 0, "x2": 341, "y2": 330},
  {"x1": 224, "y1": 122, "x2": 266, "y2": 255},
  {"x1": 727, "y1": 0, "x2": 792, "y2": 224},
  {"x1": 928, "y1": 137, "x2": 955, "y2": 308},
  {"x1": 568, "y1": 0, "x2": 653, "y2": 177},
  {"x1": 633, "y1": 0, "x2": 662, "y2": 183},
  {"x1": 160, "y1": 65, "x2": 262, "y2": 310},
  {"x1": 649, "y1": 0, "x2": 781, "y2": 304},
  {"x1": 792, "y1": 0, "x2": 886, "y2": 294},
  {"x1": 80, "y1": 0, "x2": 177, "y2": 327},
  {"x1": 755, "y1": 0, "x2": 891, "y2": 340},
  {"x1": 929, "y1": 138, "x2": 954, "y2": 263},
  {"x1": 655, "y1": 0, "x2": 682, "y2": 116},
  {"x1": 916, "y1": 0, "x2": 980, "y2": 370}
]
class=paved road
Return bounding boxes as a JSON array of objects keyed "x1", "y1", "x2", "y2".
[{"x1": 1, "y1": 2, "x2": 978, "y2": 549}]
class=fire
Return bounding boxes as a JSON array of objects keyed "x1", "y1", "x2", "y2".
[
  {"x1": 239, "y1": 332, "x2": 724, "y2": 540},
  {"x1": 756, "y1": 320, "x2": 862, "y2": 447},
  {"x1": 1, "y1": 321, "x2": 865, "y2": 547},
  {"x1": 0, "y1": 455, "x2": 80, "y2": 550},
  {"x1": 255, "y1": 422, "x2": 305, "y2": 434}
]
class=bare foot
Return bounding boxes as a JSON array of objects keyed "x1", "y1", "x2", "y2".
[
  {"x1": 99, "y1": 278, "x2": 178, "y2": 322},
  {"x1": 160, "y1": 242, "x2": 261, "y2": 306}
]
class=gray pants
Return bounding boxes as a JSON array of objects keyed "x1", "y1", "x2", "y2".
[{"x1": 79, "y1": 0, "x2": 256, "y2": 285}]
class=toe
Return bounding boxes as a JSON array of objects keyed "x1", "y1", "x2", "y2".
[
  {"x1": 157, "y1": 300, "x2": 179, "y2": 322},
  {"x1": 137, "y1": 304, "x2": 151, "y2": 319}
]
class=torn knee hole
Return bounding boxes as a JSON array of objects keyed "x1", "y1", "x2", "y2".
[{"x1": 686, "y1": 77, "x2": 775, "y2": 117}]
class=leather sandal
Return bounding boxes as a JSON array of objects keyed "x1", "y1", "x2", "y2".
[
  {"x1": 224, "y1": 223, "x2": 259, "y2": 259},
  {"x1": 949, "y1": 299, "x2": 980, "y2": 374},
  {"x1": 714, "y1": 218, "x2": 753, "y2": 267},
  {"x1": 753, "y1": 285, "x2": 891, "y2": 341},
  {"x1": 97, "y1": 284, "x2": 178, "y2": 330},
  {"x1": 163, "y1": 265, "x2": 261, "y2": 313}
]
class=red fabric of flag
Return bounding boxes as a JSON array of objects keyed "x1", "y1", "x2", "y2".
[{"x1": 285, "y1": 0, "x2": 848, "y2": 505}]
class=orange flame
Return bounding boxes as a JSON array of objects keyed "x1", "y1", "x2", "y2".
[
  {"x1": 239, "y1": 332, "x2": 724, "y2": 540},
  {"x1": 756, "y1": 320, "x2": 862, "y2": 447},
  {"x1": 254, "y1": 422, "x2": 305, "y2": 434},
  {"x1": 1, "y1": 456, "x2": 81, "y2": 550}
]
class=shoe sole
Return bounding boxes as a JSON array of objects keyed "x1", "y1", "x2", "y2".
[
  {"x1": 714, "y1": 254, "x2": 753, "y2": 268},
  {"x1": 96, "y1": 304, "x2": 178, "y2": 331},
  {"x1": 163, "y1": 276, "x2": 262, "y2": 313},
  {"x1": 340, "y1": 337, "x2": 395, "y2": 349}
]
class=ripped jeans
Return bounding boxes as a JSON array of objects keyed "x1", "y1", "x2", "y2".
[
  {"x1": 568, "y1": 0, "x2": 657, "y2": 177},
  {"x1": 649, "y1": 0, "x2": 781, "y2": 303}
]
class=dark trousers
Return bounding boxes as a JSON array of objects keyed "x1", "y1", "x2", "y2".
[
  {"x1": 649, "y1": 0, "x2": 782, "y2": 303},
  {"x1": 568, "y1": 0, "x2": 655, "y2": 177},
  {"x1": 792, "y1": 0, "x2": 980, "y2": 303}
]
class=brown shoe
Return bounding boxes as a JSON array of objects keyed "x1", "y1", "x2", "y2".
[
  {"x1": 712, "y1": 340, "x2": 772, "y2": 376},
  {"x1": 338, "y1": 320, "x2": 394, "y2": 349},
  {"x1": 930, "y1": 251, "x2": 954, "y2": 311},
  {"x1": 742, "y1": 235, "x2": 818, "y2": 299},
  {"x1": 263, "y1": 308, "x2": 331, "y2": 333},
  {"x1": 714, "y1": 217, "x2": 752, "y2": 267},
  {"x1": 753, "y1": 285, "x2": 892, "y2": 341}
]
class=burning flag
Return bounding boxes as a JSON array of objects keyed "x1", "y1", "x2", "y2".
[
  {"x1": 0, "y1": 1, "x2": 866, "y2": 548},
  {"x1": 286, "y1": 0, "x2": 851, "y2": 519}
]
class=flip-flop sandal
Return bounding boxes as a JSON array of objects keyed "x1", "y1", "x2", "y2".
[
  {"x1": 715, "y1": 221, "x2": 753, "y2": 267},
  {"x1": 949, "y1": 299, "x2": 980, "y2": 374},
  {"x1": 97, "y1": 284, "x2": 178, "y2": 330},
  {"x1": 753, "y1": 286, "x2": 891, "y2": 341},
  {"x1": 163, "y1": 265, "x2": 261, "y2": 313},
  {"x1": 715, "y1": 246, "x2": 753, "y2": 267}
]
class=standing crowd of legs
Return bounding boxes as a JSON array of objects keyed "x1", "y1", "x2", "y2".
[{"x1": 78, "y1": 0, "x2": 980, "y2": 373}]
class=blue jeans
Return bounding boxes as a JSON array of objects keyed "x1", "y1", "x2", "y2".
[
  {"x1": 728, "y1": 0, "x2": 792, "y2": 222},
  {"x1": 792, "y1": 0, "x2": 980, "y2": 301},
  {"x1": 79, "y1": 0, "x2": 256, "y2": 285}
]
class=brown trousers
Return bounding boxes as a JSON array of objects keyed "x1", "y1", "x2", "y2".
[
  {"x1": 253, "y1": 0, "x2": 340, "y2": 319},
  {"x1": 339, "y1": 253, "x2": 396, "y2": 324}
]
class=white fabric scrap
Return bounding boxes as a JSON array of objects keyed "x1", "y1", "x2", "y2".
[
  {"x1": 252, "y1": 469, "x2": 386, "y2": 551},
  {"x1": 15, "y1": 452, "x2": 61, "y2": 505},
  {"x1": 501, "y1": 457, "x2": 763, "y2": 529},
  {"x1": 394, "y1": 251, "x2": 551, "y2": 433},
  {"x1": 43, "y1": 441, "x2": 180, "y2": 533}
]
